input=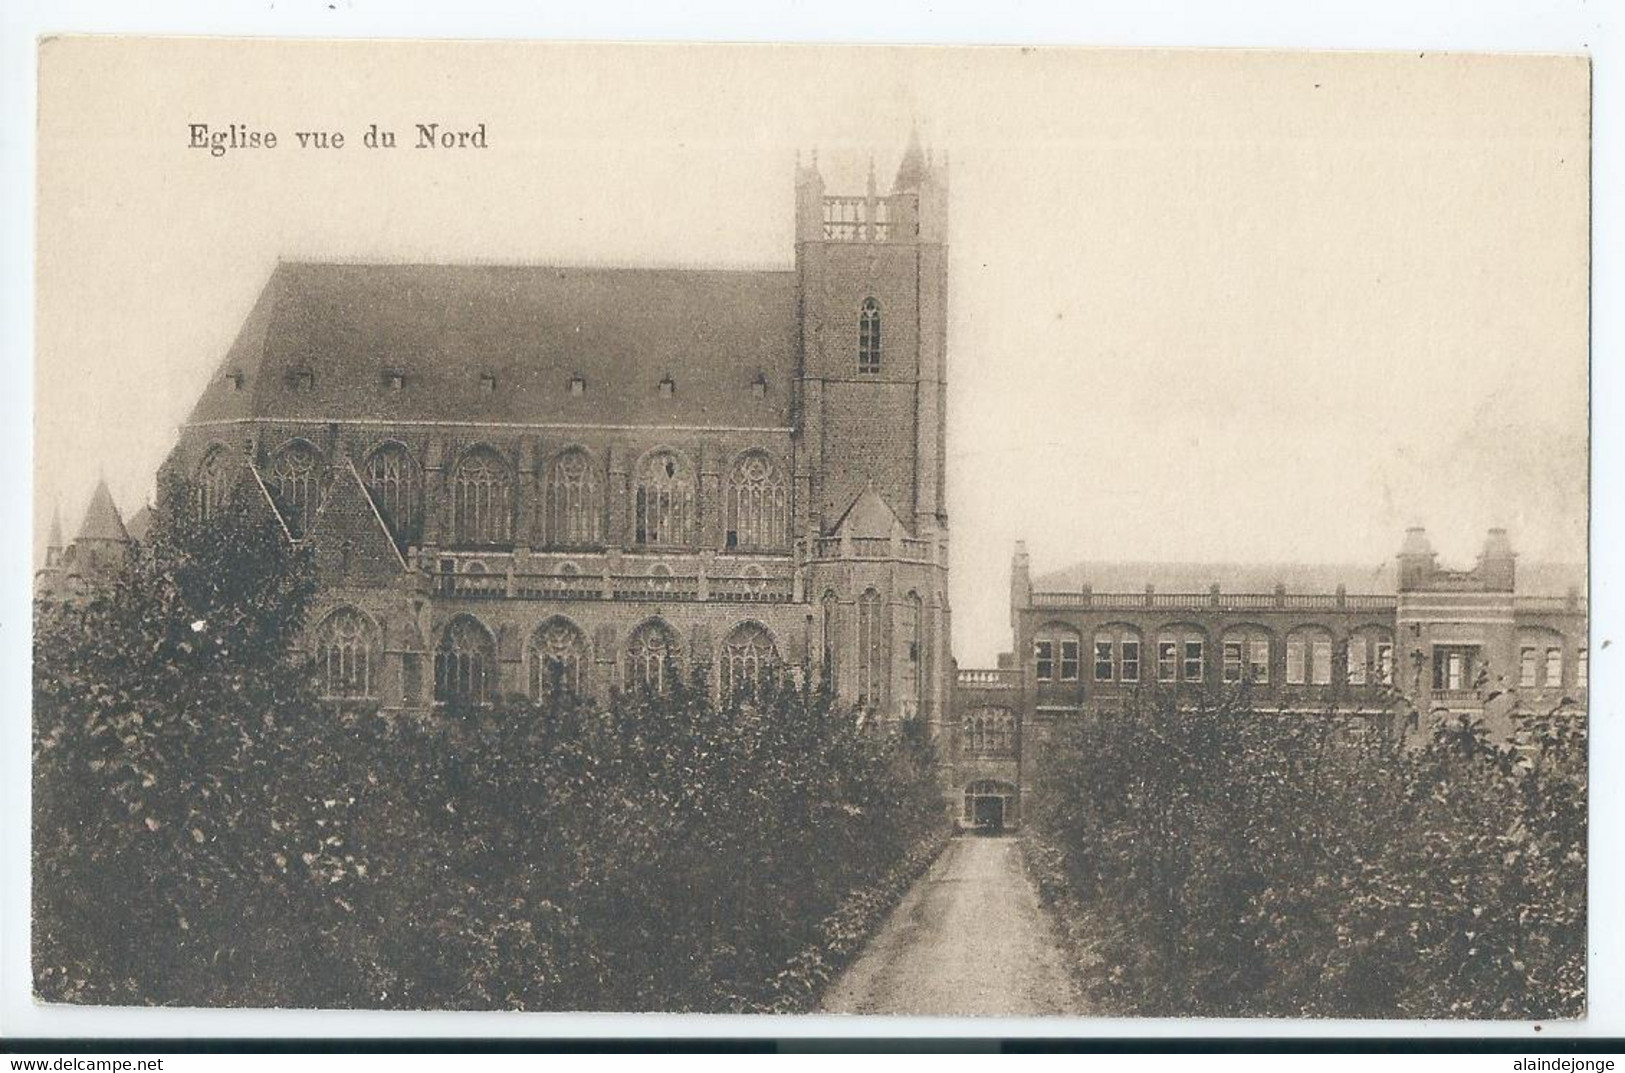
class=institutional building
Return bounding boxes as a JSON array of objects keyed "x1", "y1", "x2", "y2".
[{"x1": 950, "y1": 531, "x2": 1588, "y2": 830}]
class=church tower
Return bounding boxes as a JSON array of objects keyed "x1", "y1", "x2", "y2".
[{"x1": 796, "y1": 133, "x2": 952, "y2": 732}]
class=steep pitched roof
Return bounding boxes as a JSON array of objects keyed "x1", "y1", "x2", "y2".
[
  {"x1": 305, "y1": 461, "x2": 407, "y2": 585},
  {"x1": 190, "y1": 261, "x2": 798, "y2": 429},
  {"x1": 126, "y1": 504, "x2": 154, "y2": 543},
  {"x1": 1035, "y1": 559, "x2": 1587, "y2": 598},
  {"x1": 832, "y1": 484, "x2": 903, "y2": 539},
  {"x1": 76, "y1": 479, "x2": 128, "y2": 543}
]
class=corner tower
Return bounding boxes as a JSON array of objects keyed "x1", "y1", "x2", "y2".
[{"x1": 797, "y1": 134, "x2": 952, "y2": 732}]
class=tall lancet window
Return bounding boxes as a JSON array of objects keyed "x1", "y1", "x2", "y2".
[
  {"x1": 196, "y1": 447, "x2": 233, "y2": 522},
  {"x1": 452, "y1": 447, "x2": 511, "y2": 546},
  {"x1": 267, "y1": 442, "x2": 322, "y2": 539},
  {"x1": 625, "y1": 619, "x2": 680, "y2": 694},
  {"x1": 315, "y1": 607, "x2": 377, "y2": 699},
  {"x1": 633, "y1": 450, "x2": 694, "y2": 548},
  {"x1": 435, "y1": 616, "x2": 496, "y2": 707},
  {"x1": 857, "y1": 588, "x2": 884, "y2": 708},
  {"x1": 899, "y1": 591, "x2": 923, "y2": 717},
  {"x1": 364, "y1": 443, "x2": 421, "y2": 550},
  {"x1": 821, "y1": 590, "x2": 840, "y2": 685},
  {"x1": 547, "y1": 448, "x2": 600, "y2": 548},
  {"x1": 858, "y1": 298, "x2": 882, "y2": 375},
  {"x1": 725, "y1": 451, "x2": 788, "y2": 550},
  {"x1": 720, "y1": 622, "x2": 779, "y2": 704},
  {"x1": 528, "y1": 617, "x2": 588, "y2": 702}
]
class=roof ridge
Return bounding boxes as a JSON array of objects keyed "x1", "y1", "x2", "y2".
[{"x1": 278, "y1": 256, "x2": 796, "y2": 274}]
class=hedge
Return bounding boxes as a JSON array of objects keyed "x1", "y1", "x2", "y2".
[{"x1": 1025, "y1": 693, "x2": 1585, "y2": 1019}]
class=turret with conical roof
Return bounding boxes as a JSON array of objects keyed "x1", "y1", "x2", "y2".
[
  {"x1": 34, "y1": 506, "x2": 67, "y2": 597},
  {"x1": 64, "y1": 478, "x2": 130, "y2": 585}
]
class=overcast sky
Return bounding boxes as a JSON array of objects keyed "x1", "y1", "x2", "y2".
[{"x1": 36, "y1": 41, "x2": 1589, "y2": 664}]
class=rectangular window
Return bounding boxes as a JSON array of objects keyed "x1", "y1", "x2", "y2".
[
  {"x1": 1433, "y1": 647, "x2": 1474, "y2": 692},
  {"x1": 1520, "y1": 646, "x2": 1538, "y2": 688},
  {"x1": 1183, "y1": 641, "x2": 1205, "y2": 682},
  {"x1": 1286, "y1": 640, "x2": 1306, "y2": 685},
  {"x1": 1223, "y1": 642, "x2": 1244, "y2": 683},
  {"x1": 1347, "y1": 637, "x2": 1367, "y2": 686},
  {"x1": 1249, "y1": 640, "x2": 1270, "y2": 683},
  {"x1": 1121, "y1": 640, "x2": 1141, "y2": 683},
  {"x1": 1034, "y1": 640, "x2": 1054, "y2": 682},
  {"x1": 1311, "y1": 640, "x2": 1332, "y2": 685},
  {"x1": 1060, "y1": 639, "x2": 1080, "y2": 681},
  {"x1": 1578, "y1": 647, "x2": 1588, "y2": 688},
  {"x1": 1094, "y1": 640, "x2": 1114, "y2": 682},
  {"x1": 1377, "y1": 643, "x2": 1393, "y2": 685},
  {"x1": 1157, "y1": 641, "x2": 1178, "y2": 682},
  {"x1": 1545, "y1": 647, "x2": 1563, "y2": 688}
]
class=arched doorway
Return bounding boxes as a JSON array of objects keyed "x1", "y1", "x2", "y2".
[{"x1": 963, "y1": 779, "x2": 1017, "y2": 833}]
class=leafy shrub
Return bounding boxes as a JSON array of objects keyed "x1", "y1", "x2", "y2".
[
  {"x1": 33, "y1": 486, "x2": 948, "y2": 1011},
  {"x1": 1026, "y1": 692, "x2": 1585, "y2": 1019}
]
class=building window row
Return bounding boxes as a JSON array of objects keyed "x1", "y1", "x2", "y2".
[
  {"x1": 1517, "y1": 638, "x2": 1587, "y2": 691},
  {"x1": 199, "y1": 442, "x2": 791, "y2": 552},
  {"x1": 314, "y1": 606, "x2": 786, "y2": 709},
  {"x1": 1036, "y1": 624, "x2": 1398, "y2": 688}
]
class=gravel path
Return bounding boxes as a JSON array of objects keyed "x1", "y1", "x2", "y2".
[{"x1": 820, "y1": 834, "x2": 1086, "y2": 1016}]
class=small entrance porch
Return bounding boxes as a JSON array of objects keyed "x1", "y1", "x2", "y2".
[{"x1": 962, "y1": 779, "x2": 1018, "y2": 833}]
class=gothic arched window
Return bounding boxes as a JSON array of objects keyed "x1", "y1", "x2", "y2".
[
  {"x1": 528, "y1": 617, "x2": 588, "y2": 702},
  {"x1": 547, "y1": 448, "x2": 600, "y2": 548},
  {"x1": 721, "y1": 622, "x2": 779, "y2": 703},
  {"x1": 452, "y1": 447, "x2": 511, "y2": 546},
  {"x1": 625, "y1": 619, "x2": 680, "y2": 694},
  {"x1": 899, "y1": 591, "x2": 923, "y2": 717},
  {"x1": 435, "y1": 615, "x2": 496, "y2": 707},
  {"x1": 364, "y1": 442, "x2": 421, "y2": 549},
  {"x1": 725, "y1": 451, "x2": 788, "y2": 550},
  {"x1": 858, "y1": 298, "x2": 882, "y2": 375},
  {"x1": 633, "y1": 450, "x2": 694, "y2": 548},
  {"x1": 856, "y1": 588, "x2": 884, "y2": 708},
  {"x1": 315, "y1": 607, "x2": 378, "y2": 699},
  {"x1": 821, "y1": 590, "x2": 839, "y2": 684},
  {"x1": 196, "y1": 447, "x2": 233, "y2": 522},
  {"x1": 267, "y1": 442, "x2": 323, "y2": 539}
]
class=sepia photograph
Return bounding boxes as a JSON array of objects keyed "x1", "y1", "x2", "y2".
[{"x1": 24, "y1": 36, "x2": 1590, "y2": 1027}]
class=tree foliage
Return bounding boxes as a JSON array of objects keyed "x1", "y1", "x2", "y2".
[
  {"x1": 1026, "y1": 693, "x2": 1586, "y2": 1019},
  {"x1": 34, "y1": 485, "x2": 946, "y2": 1011}
]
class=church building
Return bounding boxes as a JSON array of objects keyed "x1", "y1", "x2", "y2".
[{"x1": 136, "y1": 136, "x2": 953, "y2": 728}]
